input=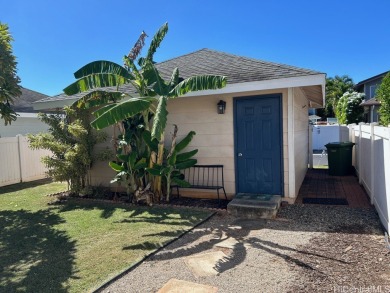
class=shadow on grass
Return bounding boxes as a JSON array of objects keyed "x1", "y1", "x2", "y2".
[
  {"x1": 58, "y1": 199, "x2": 209, "y2": 226},
  {"x1": 0, "y1": 209, "x2": 76, "y2": 293},
  {"x1": 0, "y1": 179, "x2": 54, "y2": 195}
]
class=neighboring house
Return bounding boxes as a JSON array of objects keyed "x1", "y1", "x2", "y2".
[
  {"x1": 355, "y1": 70, "x2": 389, "y2": 123},
  {"x1": 34, "y1": 48, "x2": 325, "y2": 203},
  {"x1": 0, "y1": 87, "x2": 50, "y2": 137}
]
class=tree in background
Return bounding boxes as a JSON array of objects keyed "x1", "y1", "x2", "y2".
[
  {"x1": 28, "y1": 107, "x2": 109, "y2": 195},
  {"x1": 335, "y1": 91, "x2": 364, "y2": 124},
  {"x1": 317, "y1": 75, "x2": 355, "y2": 118},
  {"x1": 0, "y1": 22, "x2": 21, "y2": 125},
  {"x1": 377, "y1": 72, "x2": 390, "y2": 126}
]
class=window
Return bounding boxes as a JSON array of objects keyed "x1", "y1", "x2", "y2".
[{"x1": 370, "y1": 85, "x2": 378, "y2": 98}]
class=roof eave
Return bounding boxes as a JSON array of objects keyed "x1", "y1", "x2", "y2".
[
  {"x1": 33, "y1": 97, "x2": 78, "y2": 111},
  {"x1": 181, "y1": 73, "x2": 326, "y2": 105}
]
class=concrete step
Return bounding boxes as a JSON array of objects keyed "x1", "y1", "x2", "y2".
[{"x1": 227, "y1": 194, "x2": 282, "y2": 219}]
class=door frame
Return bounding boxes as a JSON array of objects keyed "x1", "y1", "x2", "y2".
[{"x1": 233, "y1": 94, "x2": 284, "y2": 196}]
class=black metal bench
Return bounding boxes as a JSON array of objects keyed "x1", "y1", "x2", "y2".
[{"x1": 173, "y1": 165, "x2": 227, "y2": 204}]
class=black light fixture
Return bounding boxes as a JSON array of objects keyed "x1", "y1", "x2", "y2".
[{"x1": 217, "y1": 100, "x2": 226, "y2": 114}]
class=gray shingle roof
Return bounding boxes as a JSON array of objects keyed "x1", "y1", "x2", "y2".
[
  {"x1": 13, "y1": 87, "x2": 49, "y2": 112},
  {"x1": 35, "y1": 48, "x2": 323, "y2": 104},
  {"x1": 156, "y1": 48, "x2": 322, "y2": 83}
]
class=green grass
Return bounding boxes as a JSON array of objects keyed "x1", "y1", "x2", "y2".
[
  {"x1": 313, "y1": 165, "x2": 329, "y2": 169},
  {"x1": 0, "y1": 180, "x2": 212, "y2": 292}
]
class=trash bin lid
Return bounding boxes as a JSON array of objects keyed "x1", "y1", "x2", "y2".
[{"x1": 325, "y1": 142, "x2": 355, "y2": 148}]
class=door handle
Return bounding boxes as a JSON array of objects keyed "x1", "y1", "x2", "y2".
[{"x1": 238, "y1": 153, "x2": 243, "y2": 157}]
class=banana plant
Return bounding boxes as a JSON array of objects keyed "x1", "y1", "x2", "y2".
[
  {"x1": 109, "y1": 151, "x2": 147, "y2": 200},
  {"x1": 108, "y1": 113, "x2": 151, "y2": 200},
  {"x1": 63, "y1": 22, "x2": 227, "y2": 199},
  {"x1": 147, "y1": 127, "x2": 197, "y2": 202}
]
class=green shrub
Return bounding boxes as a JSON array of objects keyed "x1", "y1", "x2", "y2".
[
  {"x1": 377, "y1": 72, "x2": 390, "y2": 126},
  {"x1": 335, "y1": 91, "x2": 364, "y2": 124}
]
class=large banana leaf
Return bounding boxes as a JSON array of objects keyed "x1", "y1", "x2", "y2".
[
  {"x1": 171, "y1": 177, "x2": 191, "y2": 188},
  {"x1": 175, "y1": 131, "x2": 196, "y2": 153},
  {"x1": 169, "y1": 68, "x2": 180, "y2": 87},
  {"x1": 176, "y1": 149, "x2": 198, "y2": 162},
  {"x1": 146, "y1": 22, "x2": 168, "y2": 61},
  {"x1": 73, "y1": 60, "x2": 133, "y2": 79},
  {"x1": 142, "y1": 60, "x2": 169, "y2": 95},
  {"x1": 90, "y1": 98, "x2": 152, "y2": 129},
  {"x1": 123, "y1": 56, "x2": 143, "y2": 84},
  {"x1": 71, "y1": 91, "x2": 124, "y2": 109},
  {"x1": 175, "y1": 159, "x2": 197, "y2": 170},
  {"x1": 117, "y1": 154, "x2": 129, "y2": 162},
  {"x1": 109, "y1": 161, "x2": 124, "y2": 172},
  {"x1": 134, "y1": 158, "x2": 147, "y2": 170},
  {"x1": 142, "y1": 130, "x2": 158, "y2": 152},
  {"x1": 169, "y1": 75, "x2": 227, "y2": 98},
  {"x1": 64, "y1": 73, "x2": 130, "y2": 95},
  {"x1": 128, "y1": 151, "x2": 137, "y2": 167},
  {"x1": 151, "y1": 96, "x2": 168, "y2": 140},
  {"x1": 92, "y1": 104, "x2": 117, "y2": 118},
  {"x1": 146, "y1": 164, "x2": 163, "y2": 176},
  {"x1": 167, "y1": 150, "x2": 177, "y2": 166}
]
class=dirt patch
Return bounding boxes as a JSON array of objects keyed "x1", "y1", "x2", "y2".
[{"x1": 289, "y1": 223, "x2": 390, "y2": 292}]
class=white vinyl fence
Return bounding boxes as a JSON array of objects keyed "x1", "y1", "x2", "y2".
[
  {"x1": 349, "y1": 123, "x2": 390, "y2": 232},
  {"x1": 312, "y1": 125, "x2": 350, "y2": 150},
  {"x1": 0, "y1": 135, "x2": 51, "y2": 187}
]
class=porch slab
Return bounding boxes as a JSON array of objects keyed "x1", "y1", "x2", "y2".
[{"x1": 227, "y1": 194, "x2": 282, "y2": 219}]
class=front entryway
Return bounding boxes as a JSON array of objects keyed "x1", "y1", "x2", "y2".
[{"x1": 234, "y1": 94, "x2": 283, "y2": 195}]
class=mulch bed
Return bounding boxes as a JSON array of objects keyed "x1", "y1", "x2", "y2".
[
  {"x1": 167, "y1": 197, "x2": 230, "y2": 210},
  {"x1": 48, "y1": 191, "x2": 230, "y2": 210}
]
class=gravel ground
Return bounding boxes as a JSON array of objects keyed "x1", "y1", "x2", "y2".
[{"x1": 100, "y1": 205, "x2": 390, "y2": 293}]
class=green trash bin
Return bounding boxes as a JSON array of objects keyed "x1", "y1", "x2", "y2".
[{"x1": 325, "y1": 142, "x2": 355, "y2": 176}]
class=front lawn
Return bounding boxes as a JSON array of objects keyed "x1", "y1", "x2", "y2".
[{"x1": 0, "y1": 180, "x2": 212, "y2": 292}]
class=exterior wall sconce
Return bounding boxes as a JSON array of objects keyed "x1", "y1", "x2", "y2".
[{"x1": 217, "y1": 100, "x2": 226, "y2": 114}]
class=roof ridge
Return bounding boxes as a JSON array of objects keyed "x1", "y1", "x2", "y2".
[
  {"x1": 155, "y1": 48, "x2": 209, "y2": 66},
  {"x1": 199, "y1": 48, "x2": 323, "y2": 74},
  {"x1": 355, "y1": 70, "x2": 390, "y2": 85},
  {"x1": 21, "y1": 86, "x2": 50, "y2": 97}
]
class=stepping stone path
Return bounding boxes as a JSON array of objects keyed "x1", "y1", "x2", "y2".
[
  {"x1": 185, "y1": 251, "x2": 227, "y2": 277},
  {"x1": 157, "y1": 278, "x2": 218, "y2": 293},
  {"x1": 157, "y1": 219, "x2": 262, "y2": 292}
]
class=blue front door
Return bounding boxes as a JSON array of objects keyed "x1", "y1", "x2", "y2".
[{"x1": 234, "y1": 94, "x2": 283, "y2": 195}]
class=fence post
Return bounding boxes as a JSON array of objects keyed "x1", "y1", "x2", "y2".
[
  {"x1": 357, "y1": 123, "x2": 363, "y2": 184},
  {"x1": 16, "y1": 135, "x2": 23, "y2": 183},
  {"x1": 370, "y1": 123, "x2": 378, "y2": 205}
]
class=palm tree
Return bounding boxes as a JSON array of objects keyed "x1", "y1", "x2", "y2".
[
  {"x1": 325, "y1": 75, "x2": 355, "y2": 117},
  {"x1": 63, "y1": 23, "x2": 227, "y2": 199}
]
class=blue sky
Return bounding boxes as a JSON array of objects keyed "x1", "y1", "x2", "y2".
[{"x1": 1, "y1": 0, "x2": 389, "y2": 96}]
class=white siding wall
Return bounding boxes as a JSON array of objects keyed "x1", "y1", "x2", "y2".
[
  {"x1": 166, "y1": 88, "x2": 289, "y2": 198},
  {"x1": 0, "y1": 136, "x2": 51, "y2": 187},
  {"x1": 88, "y1": 86, "x2": 313, "y2": 201},
  {"x1": 0, "y1": 116, "x2": 49, "y2": 138},
  {"x1": 350, "y1": 123, "x2": 390, "y2": 232}
]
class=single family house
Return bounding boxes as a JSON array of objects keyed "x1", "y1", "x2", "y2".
[
  {"x1": 355, "y1": 70, "x2": 389, "y2": 123},
  {"x1": 0, "y1": 87, "x2": 49, "y2": 137},
  {"x1": 34, "y1": 49, "x2": 326, "y2": 204}
]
